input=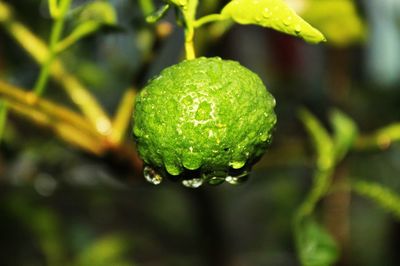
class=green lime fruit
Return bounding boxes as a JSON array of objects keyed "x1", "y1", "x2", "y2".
[{"x1": 133, "y1": 57, "x2": 276, "y2": 186}]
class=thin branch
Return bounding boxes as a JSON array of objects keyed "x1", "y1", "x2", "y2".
[
  {"x1": 0, "y1": 2, "x2": 112, "y2": 135},
  {"x1": 0, "y1": 80, "x2": 99, "y2": 137},
  {"x1": 7, "y1": 100, "x2": 105, "y2": 155},
  {"x1": 34, "y1": 0, "x2": 72, "y2": 95},
  {"x1": 110, "y1": 88, "x2": 136, "y2": 144},
  {"x1": 194, "y1": 14, "x2": 225, "y2": 28},
  {"x1": 354, "y1": 123, "x2": 400, "y2": 151}
]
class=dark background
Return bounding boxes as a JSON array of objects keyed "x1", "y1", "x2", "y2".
[{"x1": 1, "y1": 0, "x2": 400, "y2": 265}]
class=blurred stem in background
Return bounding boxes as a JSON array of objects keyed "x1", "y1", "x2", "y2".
[
  {"x1": 0, "y1": 1, "x2": 112, "y2": 135},
  {"x1": 0, "y1": 1, "x2": 144, "y2": 177},
  {"x1": 33, "y1": 0, "x2": 72, "y2": 96}
]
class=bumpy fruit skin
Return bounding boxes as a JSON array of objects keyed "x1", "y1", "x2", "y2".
[{"x1": 133, "y1": 57, "x2": 276, "y2": 178}]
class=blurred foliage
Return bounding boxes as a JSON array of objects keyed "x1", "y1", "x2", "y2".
[
  {"x1": 1, "y1": 0, "x2": 400, "y2": 266},
  {"x1": 299, "y1": 0, "x2": 366, "y2": 46}
]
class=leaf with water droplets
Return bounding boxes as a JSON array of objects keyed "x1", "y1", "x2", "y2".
[{"x1": 221, "y1": 0, "x2": 326, "y2": 44}]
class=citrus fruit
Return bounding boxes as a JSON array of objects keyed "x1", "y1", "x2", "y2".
[{"x1": 133, "y1": 57, "x2": 276, "y2": 186}]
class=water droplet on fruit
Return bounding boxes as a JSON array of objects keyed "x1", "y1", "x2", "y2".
[
  {"x1": 283, "y1": 16, "x2": 292, "y2": 26},
  {"x1": 182, "y1": 178, "x2": 203, "y2": 188},
  {"x1": 143, "y1": 166, "x2": 163, "y2": 185},
  {"x1": 262, "y1": 7, "x2": 271, "y2": 18},
  {"x1": 230, "y1": 161, "x2": 246, "y2": 169},
  {"x1": 294, "y1": 24, "x2": 301, "y2": 34}
]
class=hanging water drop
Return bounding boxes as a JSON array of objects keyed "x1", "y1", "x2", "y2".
[
  {"x1": 143, "y1": 166, "x2": 163, "y2": 185},
  {"x1": 182, "y1": 178, "x2": 204, "y2": 188},
  {"x1": 225, "y1": 171, "x2": 249, "y2": 185},
  {"x1": 283, "y1": 16, "x2": 292, "y2": 27}
]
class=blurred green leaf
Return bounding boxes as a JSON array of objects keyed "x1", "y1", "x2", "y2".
[
  {"x1": 75, "y1": 234, "x2": 133, "y2": 266},
  {"x1": 221, "y1": 0, "x2": 326, "y2": 43},
  {"x1": 330, "y1": 109, "x2": 358, "y2": 162},
  {"x1": 57, "y1": 1, "x2": 119, "y2": 52},
  {"x1": 6, "y1": 196, "x2": 66, "y2": 266},
  {"x1": 0, "y1": 100, "x2": 8, "y2": 141},
  {"x1": 146, "y1": 4, "x2": 170, "y2": 23},
  {"x1": 49, "y1": 0, "x2": 59, "y2": 18},
  {"x1": 299, "y1": 0, "x2": 366, "y2": 47},
  {"x1": 353, "y1": 180, "x2": 400, "y2": 220},
  {"x1": 297, "y1": 218, "x2": 339, "y2": 266},
  {"x1": 77, "y1": 1, "x2": 117, "y2": 26}
]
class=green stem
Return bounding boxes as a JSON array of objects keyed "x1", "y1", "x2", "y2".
[
  {"x1": 293, "y1": 108, "x2": 336, "y2": 257},
  {"x1": 354, "y1": 123, "x2": 400, "y2": 150},
  {"x1": 194, "y1": 13, "x2": 225, "y2": 28},
  {"x1": 55, "y1": 22, "x2": 100, "y2": 53},
  {"x1": 33, "y1": 0, "x2": 71, "y2": 96},
  {"x1": 110, "y1": 88, "x2": 136, "y2": 144},
  {"x1": 181, "y1": 0, "x2": 198, "y2": 60},
  {"x1": 294, "y1": 169, "x2": 334, "y2": 223},
  {"x1": 0, "y1": 2, "x2": 112, "y2": 133}
]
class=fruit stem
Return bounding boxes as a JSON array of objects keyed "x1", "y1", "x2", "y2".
[
  {"x1": 184, "y1": 30, "x2": 196, "y2": 60},
  {"x1": 181, "y1": 0, "x2": 198, "y2": 60}
]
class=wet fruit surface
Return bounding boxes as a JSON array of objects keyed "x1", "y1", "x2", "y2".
[{"x1": 133, "y1": 57, "x2": 276, "y2": 186}]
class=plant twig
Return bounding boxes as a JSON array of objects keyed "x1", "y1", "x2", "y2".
[
  {"x1": 110, "y1": 88, "x2": 136, "y2": 144},
  {"x1": 55, "y1": 21, "x2": 100, "y2": 53},
  {"x1": 181, "y1": 0, "x2": 198, "y2": 59},
  {"x1": 34, "y1": 0, "x2": 72, "y2": 96},
  {"x1": 354, "y1": 123, "x2": 400, "y2": 151},
  {"x1": 0, "y1": 80, "x2": 99, "y2": 137},
  {"x1": 0, "y1": 1, "x2": 112, "y2": 135},
  {"x1": 194, "y1": 14, "x2": 225, "y2": 28},
  {"x1": 7, "y1": 99, "x2": 104, "y2": 155}
]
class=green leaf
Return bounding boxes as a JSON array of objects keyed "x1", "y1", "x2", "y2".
[
  {"x1": 330, "y1": 109, "x2": 358, "y2": 162},
  {"x1": 299, "y1": 0, "x2": 366, "y2": 47},
  {"x1": 352, "y1": 181, "x2": 400, "y2": 220},
  {"x1": 221, "y1": 0, "x2": 326, "y2": 43},
  {"x1": 146, "y1": 4, "x2": 170, "y2": 23},
  {"x1": 297, "y1": 218, "x2": 339, "y2": 266},
  {"x1": 76, "y1": 1, "x2": 117, "y2": 26},
  {"x1": 75, "y1": 234, "x2": 132, "y2": 266}
]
